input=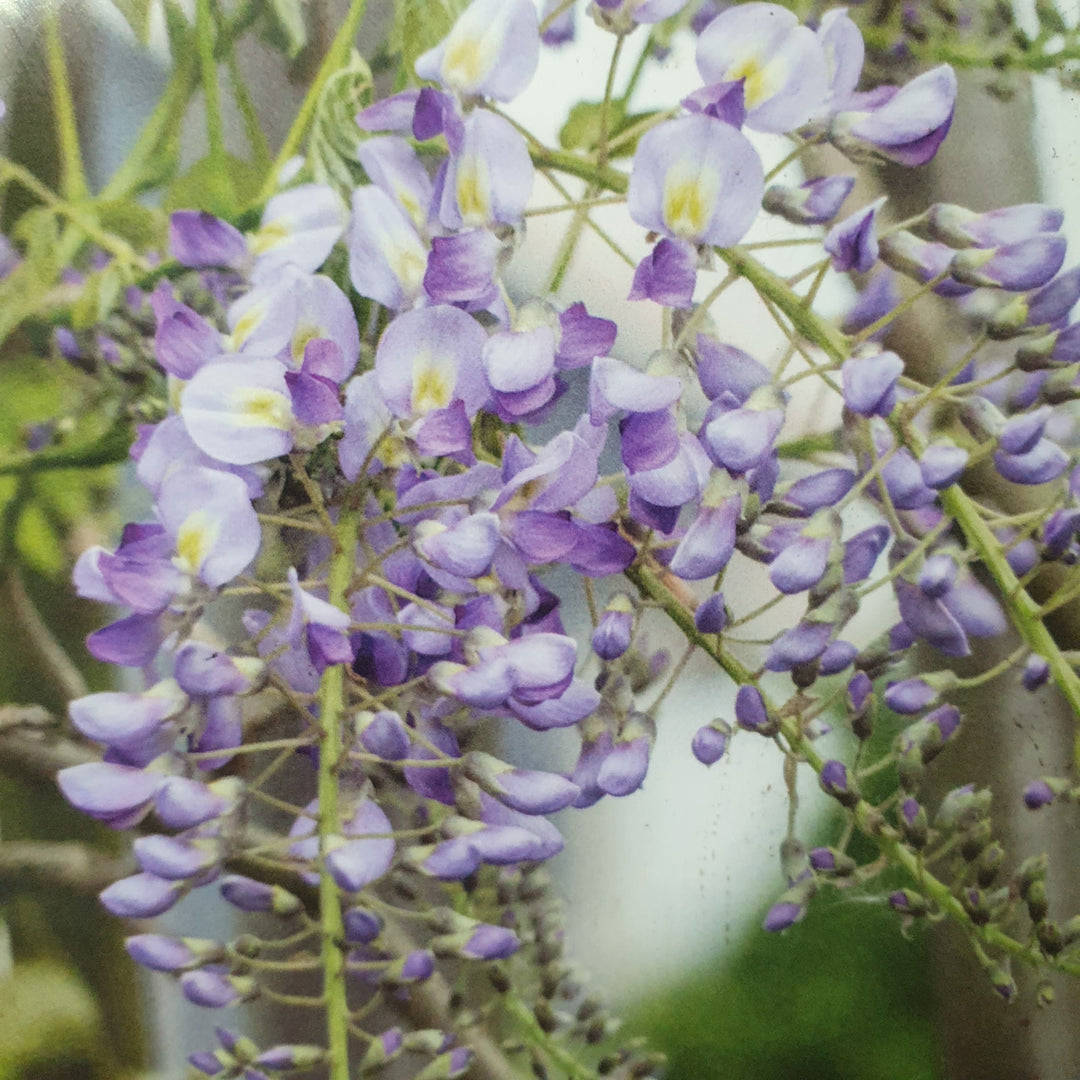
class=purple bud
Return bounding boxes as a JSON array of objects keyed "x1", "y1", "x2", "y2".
[
  {"x1": 1023, "y1": 778, "x2": 1065, "y2": 809},
  {"x1": 762, "y1": 899, "x2": 805, "y2": 933},
  {"x1": 384, "y1": 949, "x2": 436, "y2": 984},
  {"x1": 169, "y1": 211, "x2": 247, "y2": 268},
  {"x1": 889, "y1": 889, "x2": 929, "y2": 916},
  {"x1": 100, "y1": 872, "x2": 182, "y2": 918},
  {"x1": 1042, "y1": 508, "x2": 1080, "y2": 559},
  {"x1": 126, "y1": 934, "x2": 222, "y2": 972},
  {"x1": 919, "y1": 442, "x2": 968, "y2": 489},
  {"x1": 691, "y1": 719, "x2": 731, "y2": 766},
  {"x1": 356, "y1": 710, "x2": 411, "y2": 761},
  {"x1": 1022, "y1": 655, "x2": 1051, "y2": 692},
  {"x1": 220, "y1": 875, "x2": 303, "y2": 917},
  {"x1": 951, "y1": 234, "x2": 1067, "y2": 292},
  {"x1": 998, "y1": 406, "x2": 1051, "y2": 455},
  {"x1": 764, "y1": 621, "x2": 833, "y2": 671},
  {"x1": 253, "y1": 1046, "x2": 327, "y2": 1071},
  {"x1": 180, "y1": 970, "x2": 257, "y2": 1009},
  {"x1": 735, "y1": 685, "x2": 777, "y2": 736},
  {"x1": 464, "y1": 751, "x2": 580, "y2": 815},
  {"x1": 848, "y1": 671, "x2": 873, "y2": 712},
  {"x1": 825, "y1": 198, "x2": 885, "y2": 274},
  {"x1": 819, "y1": 639, "x2": 857, "y2": 675},
  {"x1": 344, "y1": 906, "x2": 384, "y2": 944},
  {"x1": 460, "y1": 924, "x2": 520, "y2": 960},
  {"x1": 762, "y1": 175, "x2": 855, "y2": 226},
  {"x1": 154, "y1": 776, "x2": 234, "y2": 830},
  {"x1": 884, "y1": 678, "x2": 939, "y2": 714},
  {"x1": 843, "y1": 524, "x2": 890, "y2": 584},
  {"x1": 993, "y1": 439, "x2": 1069, "y2": 486},
  {"x1": 592, "y1": 596, "x2": 635, "y2": 661},
  {"x1": 819, "y1": 759, "x2": 860, "y2": 807},
  {"x1": 693, "y1": 592, "x2": 727, "y2": 634}
]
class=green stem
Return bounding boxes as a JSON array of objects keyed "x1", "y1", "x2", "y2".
[
  {"x1": 625, "y1": 562, "x2": 1080, "y2": 978},
  {"x1": 196, "y1": 0, "x2": 227, "y2": 167},
  {"x1": 254, "y1": 0, "x2": 370, "y2": 207},
  {"x1": 43, "y1": 12, "x2": 88, "y2": 201},
  {"x1": 317, "y1": 506, "x2": 362, "y2": 1080},
  {"x1": 227, "y1": 50, "x2": 272, "y2": 172}
]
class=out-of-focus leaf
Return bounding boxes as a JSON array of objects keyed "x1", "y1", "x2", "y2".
[
  {"x1": 165, "y1": 154, "x2": 262, "y2": 217},
  {"x1": 71, "y1": 266, "x2": 122, "y2": 332},
  {"x1": 310, "y1": 50, "x2": 374, "y2": 196},
  {"x1": 0, "y1": 962, "x2": 105, "y2": 1080},
  {"x1": 0, "y1": 211, "x2": 60, "y2": 349},
  {"x1": 390, "y1": 0, "x2": 468, "y2": 81},
  {"x1": 95, "y1": 201, "x2": 165, "y2": 251},
  {"x1": 108, "y1": 0, "x2": 155, "y2": 44},
  {"x1": 559, "y1": 100, "x2": 655, "y2": 157},
  {"x1": 1036, "y1": 0, "x2": 1069, "y2": 34},
  {"x1": 259, "y1": 0, "x2": 308, "y2": 59}
]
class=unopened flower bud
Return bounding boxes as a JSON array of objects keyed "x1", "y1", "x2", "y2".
[
  {"x1": 976, "y1": 841, "x2": 1006, "y2": 887},
  {"x1": 1023, "y1": 777, "x2": 1068, "y2": 809},
  {"x1": 220, "y1": 875, "x2": 304, "y2": 917},
  {"x1": 691, "y1": 719, "x2": 732, "y2": 766},
  {"x1": 414, "y1": 1048, "x2": 474, "y2": 1080},
  {"x1": 361, "y1": 1028, "x2": 403, "y2": 1070},
  {"x1": 592, "y1": 596, "x2": 634, "y2": 660},
  {"x1": 889, "y1": 889, "x2": 930, "y2": 916},
  {"x1": 808, "y1": 847, "x2": 856, "y2": 877},
  {"x1": 1022, "y1": 655, "x2": 1051, "y2": 691},
  {"x1": 693, "y1": 592, "x2": 727, "y2": 634},
  {"x1": 1036, "y1": 979, "x2": 1056, "y2": 1008},
  {"x1": 898, "y1": 798, "x2": 928, "y2": 849},
  {"x1": 819, "y1": 759, "x2": 860, "y2": 808},
  {"x1": 382, "y1": 949, "x2": 436, "y2": 985},
  {"x1": 343, "y1": 906, "x2": 383, "y2": 944},
  {"x1": 253, "y1": 1045, "x2": 327, "y2": 1071},
  {"x1": 180, "y1": 970, "x2": 258, "y2": 1009},
  {"x1": 735, "y1": 684, "x2": 778, "y2": 736},
  {"x1": 1036, "y1": 920, "x2": 1064, "y2": 957},
  {"x1": 935, "y1": 784, "x2": 991, "y2": 832}
]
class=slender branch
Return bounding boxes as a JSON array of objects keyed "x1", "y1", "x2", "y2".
[{"x1": 43, "y1": 11, "x2": 88, "y2": 201}]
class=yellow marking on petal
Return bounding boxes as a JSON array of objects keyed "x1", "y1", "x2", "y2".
[
  {"x1": 291, "y1": 324, "x2": 321, "y2": 364},
  {"x1": 662, "y1": 167, "x2": 720, "y2": 240},
  {"x1": 728, "y1": 55, "x2": 780, "y2": 110},
  {"x1": 174, "y1": 512, "x2": 216, "y2": 576},
  {"x1": 442, "y1": 34, "x2": 493, "y2": 94},
  {"x1": 411, "y1": 354, "x2": 454, "y2": 415},
  {"x1": 456, "y1": 161, "x2": 491, "y2": 227},
  {"x1": 396, "y1": 185, "x2": 424, "y2": 230},
  {"x1": 230, "y1": 387, "x2": 293, "y2": 429},
  {"x1": 249, "y1": 221, "x2": 290, "y2": 255},
  {"x1": 229, "y1": 304, "x2": 265, "y2": 351}
]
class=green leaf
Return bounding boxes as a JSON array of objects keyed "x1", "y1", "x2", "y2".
[
  {"x1": 558, "y1": 100, "x2": 653, "y2": 157},
  {"x1": 1035, "y1": 0, "x2": 1069, "y2": 34},
  {"x1": 390, "y1": 0, "x2": 468, "y2": 81},
  {"x1": 95, "y1": 200, "x2": 166, "y2": 250},
  {"x1": 70, "y1": 265, "x2": 122, "y2": 332},
  {"x1": 165, "y1": 154, "x2": 263, "y2": 217},
  {"x1": 309, "y1": 50, "x2": 375, "y2": 196},
  {"x1": 0, "y1": 212, "x2": 61, "y2": 349}
]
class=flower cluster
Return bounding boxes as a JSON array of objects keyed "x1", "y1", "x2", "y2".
[{"x1": 49, "y1": 0, "x2": 1080, "y2": 1071}]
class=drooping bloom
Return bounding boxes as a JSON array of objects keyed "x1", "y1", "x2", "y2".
[
  {"x1": 627, "y1": 114, "x2": 764, "y2": 248},
  {"x1": 696, "y1": 3, "x2": 829, "y2": 134}
]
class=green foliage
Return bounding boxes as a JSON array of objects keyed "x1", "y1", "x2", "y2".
[
  {"x1": 558, "y1": 100, "x2": 662, "y2": 159},
  {"x1": 310, "y1": 51, "x2": 374, "y2": 196},
  {"x1": 628, "y1": 898, "x2": 940, "y2": 1080},
  {"x1": 166, "y1": 152, "x2": 263, "y2": 217},
  {"x1": 389, "y1": 0, "x2": 469, "y2": 84},
  {"x1": 258, "y1": 0, "x2": 308, "y2": 60},
  {"x1": 106, "y1": 0, "x2": 155, "y2": 44}
]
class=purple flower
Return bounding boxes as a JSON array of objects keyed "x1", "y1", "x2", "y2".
[
  {"x1": 763, "y1": 175, "x2": 854, "y2": 226},
  {"x1": 993, "y1": 439, "x2": 1069, "y2": 486},
  {"x1": 180, "y1": 970, "x2": 257, "y2": 1009},
  {"x1": 347, "y1": 186, "x2": 428, "y2": 310},
  {"x1": 628, "y1": 238, "x2": 698, "y2": 308},
  {"x1": 692, "y1": 719, "x2": 732, "y2": 765},
  {"x1": 825, "y1": 197, "x2": 885, "y2": 274},
  {"x1": 694, "y1": 592, "x2": 727, "y2": 634},
  {"x1": 842, "y1": 350, "x2": 904, "y2": 417},
  {"x1": 440, "y1": 110, "x2": 534, "y2": 230},
  {"x1": 627, "y1": 114, "x2": 764, "y2": 247},
  {"x1": 464, "y1": 751, "x2": 581, "y2": 815},
  {"x1": 415, "y1": 0, "x2": 539, "y2": 101},
  {"x1": 919, "y1": 442, "x2": 968, "y2": 489},
  {"x1": 819, "y1": 759, "x2": 859, "y2": 806},
  {"x1": 669, "y1": 494, "x2": 740, "y2": 580},
  {"x1": 169, "y1": 211, "x2": 246, "y2": 269},
  {"x1": 762, "y1": 899, "x2": 805, "y2": 932},
  {"x1": 951, "y1": 234, "x2": 1067, "y2": 292},
  {"x1": 126, "y1": 934, "x2": 221, "y2": 973},
  {"x1": 593, "y1": 0, "x2": 690, "y2": 27},
  {"x1": 57, "y1": 762, "x2": 161, "y2": 829},
  {"x1": 101, "y1": 872, "x2": 183, "y2": 918},
  {"x1": 696, "y1": 4, "x2": 829, "y2": 133},
  {"x1": 1023, "y1": 779, "x2": 1060, "y2": 809},
  {"x1": 735, "y1": 684, "x2": 777, "y2": 735},
  {"x1": 592, "y1": 596, "x2": 634, "y2": 660},
  {"x1": 928, "y1": 202, "x2": 1063, "y2": 248},
  {"x1": 249, "y1": 184, "x2": 346, "y2": 283},
  {"x1": 830, "y1": 65, "x2": 957, "y2": 166},
  {"x1": 1022, "y1": 655, "x2": 1050, "y2": 692},
  {"x1": 764, "y1": 621, "x2": 833, "y2": 671}
]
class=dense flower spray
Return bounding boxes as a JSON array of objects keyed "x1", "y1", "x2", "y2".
[{"x1": 16, "y1": 0, "x2": 1080, "y2": 1073}]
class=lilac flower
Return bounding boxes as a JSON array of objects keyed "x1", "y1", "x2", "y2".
[
  {"x1": 993, "y1": 439, "x2": 1069, "y2": 485},
  {"x1": 482, "y1": 325, "x2": 559, "y2": 419},
  {"x1": 842, "y1": 350, "x2": 904, "y2": 416},
  {"x1": 1022, "y1": 655, "x2": 1050, "y2": 691},
  {"x1": 669, "y1": 491, "x2": 740, "y2": 581},
  {"x1": 819, "y1": 759, "x2": 859, "y2": 806},
  {"x1": 415, "y1": 0, "x2": 539, "y2": 101},
  {"x1": 180, "y1": 360, "x2": 295, "y2": 465},
  {"x1": 169, "y1": 211, "x2": 246, "y2": 269},
  {"x1": 126, "y1": 934, "x2": 222, "y2": 973},
  {"x1": 951, "y1": 234, "x2": 1067, "y2": 292},
  {"x1": 919, "y1": 442, "x2": 968, "y2": 489},
  {"x1": 691, "y1": 719, "x2": 731, "y2": 765},
  {"x1": 348, "y1": 186, "x2": 428, "y2": 310},
  {"x1": 592, "y1": 596, "x2": 635, "y2": 660},
  {"x1": 830, "y1": 65, "x2": 957, "y2": 166},
  {"x1": 627, "y1": 114, "x2": 764, "y2": 247},
  {"x1": 101, "y1": 872, "x2": 184, "y2": 918},
  {"x1": 763, "y1": 175, "x2": 854, "y2": 226},
  {"x1": 440, "y1": 110, "x2": 534, "y2": 230},
  {"x1": 764, "y1": 621, "x2": 833, "y2": 671},
  {"x1": 375, "y1": 306, "x2": 489, "y2": 455},
  {"x1": 694, "y1": 592, "x2": 727, "y2": 634},
  {"x1": 69, "y1": 680, "x2": 188, "y2": 766},
  {"x1": 592, "y1": 0, "x2": 690, "y2": 28},
  {"x1": 735, "y1": 684, "x2": 777, "y2": 735},
  {"x1": 816, "y1": 7, "x2": 865, "y2": 109},
  {"x1": 424, "y1": 230, "x2": 501, "y2": 308},
  {"x1": 541, "y1": 0, "x2": 575, "y2": 44},
  {"x1": 825, "y1": 197, "x2": 886, "y2": 274},
  {"x1": 180, "y1": 970, "x2": 257, "y2": 1009},
  {"x1": 286, "y1": 568, "x2": 353, "y2": 673},
  {"x1": 700, "y1": 388, "x2": 785, "y2": 474},
  {"x1": 57, "y1": 761, "x2": 161, "y2": 829},
  {"x1": 928, "y1": 202, "x2": 1064, "y2": 248},
  {"x1": 628, "y1": 238, "x2": 698, "y2": 308},
  {"x1": 248, "y1": 184, "x2": 346, "y2": 282},
  {"x1": 464, "y1": 751, "x2": 581, "y2": 815},
  {"x1": 696, "y1": 3, "x2": 829, "y2": 133}
]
